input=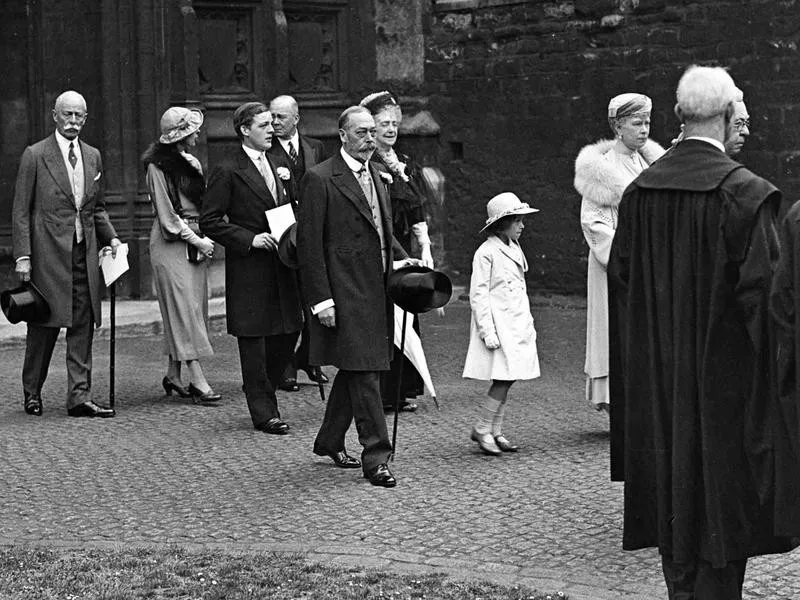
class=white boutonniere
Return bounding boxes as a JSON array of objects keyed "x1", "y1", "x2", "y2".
[
  {"x1": 276, "y1": 166, "x2": 291, "y2": 181},
  {"x1": 396, "y1": 161, "x2": 410, "y2": 183},
  {"x1": 379, "y1": 171, "x2": 393, "y2": 185}
]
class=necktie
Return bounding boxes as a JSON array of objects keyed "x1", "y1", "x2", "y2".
[
  {"x1": 357, "y1": 167, "x2": 373, "y2": 207},
  {"x1": 68, "y1": 142, "x2": 77, "y2": 169},
  {"x1": 287, "y1": 141, "x2": 299, "y2": 168},
  {"x1": 358, "y1": 166, "x2": 387, "y2": 269},
  {"x1": 257, "y1": 154, "x2": 277, "y2": 199}
]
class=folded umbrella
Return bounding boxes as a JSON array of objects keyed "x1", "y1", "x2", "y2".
[{"x1": 393, "y1": 304, "x2": 437, "y2": 405}]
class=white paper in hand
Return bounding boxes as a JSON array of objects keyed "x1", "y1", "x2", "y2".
[
  {"x1": 99, "y1": 243, "x2": 130, "y2": 286},
  {"x1": 265, "y1": 204, "x2": 296, "y2": 240}
]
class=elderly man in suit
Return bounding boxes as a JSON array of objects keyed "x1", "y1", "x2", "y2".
[
  {"x1": 297, "y1": 105, "x2": 422, "y2": 487},
  {"x1": 12, "y1": 90, "x2": 121, "y2": 418},
  {"x1": 724, "y1": 88, "x2": 750, "y2": 157},
  {"x1": 200, "y1": 101, "x2": 302, "y2": 435},
  {"x1": 267, "y1": 95, "x2": 326, "y2": 205},
  {"x1": 267, "y1": 94, "x2": 328, "y2": 392}
]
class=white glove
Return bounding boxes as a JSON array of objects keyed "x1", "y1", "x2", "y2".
[
  {"x1": 195, "y1": 237, "x2": 215, "y2": 258},
  {"x1": 411, "y1": 221, "x2": 433, "y2": 268},
  {"x1": 483, "y1": 332, "x2": 500, "y2": 350}
]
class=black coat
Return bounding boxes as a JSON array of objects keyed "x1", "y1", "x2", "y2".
[
  {"x1": 200, "y1": 148, "x2": 302, "y2": 337},
  {"x1": 768, "y1": 199, "x2": 800, "y2": 537},
  {"x1": 267, "y1": 134, "x2": 326, "y2": 204},
  {"x1": 608, "y1": 139, "x2": 795, "y2": 565},
  {"x1": 297, "y1": 151, "x2": 406, "y2": 370}
]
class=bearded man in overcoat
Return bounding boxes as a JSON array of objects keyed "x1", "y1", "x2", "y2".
[{"x1": 297, "y1": 105, "x2": 420, "y2": 488}]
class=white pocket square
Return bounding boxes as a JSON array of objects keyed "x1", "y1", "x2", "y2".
[{"x1": 93, "y1": 172, "x2": 102, "y2": 182}]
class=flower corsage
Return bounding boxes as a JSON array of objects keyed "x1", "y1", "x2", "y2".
[{"x1": 276, "y1": 167, "x2": 291, "y2": 181}]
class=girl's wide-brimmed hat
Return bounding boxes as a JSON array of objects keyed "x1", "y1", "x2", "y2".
[
  {"x1": 480, "y1": 192, "x2": 539, "y2": 232},
  {"x1": 159, "y1": 107, "x2": 204, "y2": 144}
]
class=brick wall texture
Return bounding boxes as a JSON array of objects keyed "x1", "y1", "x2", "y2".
[{"x1": 426, "y1": 0, "x2": 800, "y2": 293}]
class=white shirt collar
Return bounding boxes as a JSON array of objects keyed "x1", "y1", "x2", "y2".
[
  {"x1": 685, "y1": 136, "x2": 725, "y2": 153},
  {"x1": 55, "y1": 130, "x2": 80, "y2": 153},
  {"x1": 241, "y1": 144, "x2": 265, "y2": 163},
  {"x1": 340, "y1": 147, "x2": 367, "y2": 173},
  {"x1": 278, "y1": 132, "x2": 300, "y2": 153}
]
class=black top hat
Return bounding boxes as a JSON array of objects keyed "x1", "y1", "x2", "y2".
[
  {"x1": 387, "y1": 265, "x2": 452, "y2": 314},
  {"x1": 277, "y1": 222, "x2": 298, "y2": 270},
  {"x1": 1, "y1": 281, "x2": 51, "y2": 324}
]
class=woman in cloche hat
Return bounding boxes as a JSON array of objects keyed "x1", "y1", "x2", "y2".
[
  {"x1": 462, "y1": 192, "x2": 541, "y2": 456},
  {"x1": 142, "y1": 106, "x2": 220, "y2": 404},
  {"x1": 573, "y1": 93, "x2": 664, "y2": 415}
]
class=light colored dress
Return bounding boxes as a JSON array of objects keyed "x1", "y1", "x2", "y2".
[
  {"x1": 147, "y1": 155, "x2": 213, "y2": 361},
  {"x1": 462, "y1": 235, "x2": 540, "y2": 381},
  {"x1": 573, "y1": 138, "x2": 665, "y2": 407}
]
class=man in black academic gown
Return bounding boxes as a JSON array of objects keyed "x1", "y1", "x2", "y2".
[{"x1": 608, "y1": 65, "x2": 799, "y2": 599}]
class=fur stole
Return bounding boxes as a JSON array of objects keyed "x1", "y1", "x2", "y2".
[
  {"x1": 142, "y1": 143, "x2": 205, "y2": 208},
  {"x1": 573, "y1": 138, "x2": 665, "y2": 208}
]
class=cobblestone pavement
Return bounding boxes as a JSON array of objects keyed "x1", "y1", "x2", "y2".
[{"x1": 1, "y1": 297, "x2": 797, "y2": 599}]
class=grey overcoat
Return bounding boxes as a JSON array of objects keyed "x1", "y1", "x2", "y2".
[{"x1": 12, "y1": 134, "x2": 117, "y2": 328}]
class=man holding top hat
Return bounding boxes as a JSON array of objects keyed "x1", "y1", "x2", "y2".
[
  {"x1": 11, "y1": 90, "x2": 121, "y2": 418},
  {"x1": 297, "y1": 105, "x2": 425, "y2": 487}
]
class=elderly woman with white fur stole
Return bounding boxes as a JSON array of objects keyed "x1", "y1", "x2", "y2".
[{"x1": 573, "y1": 93, "x2": 664, "y2": 413}]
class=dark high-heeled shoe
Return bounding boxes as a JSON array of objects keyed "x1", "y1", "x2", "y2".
[
  {"x1": 187, "y1": 383, "x2": 222, "y2": 404},
  {"x1": 162, "y1": 376, "x2": 191, "y2": 398}
]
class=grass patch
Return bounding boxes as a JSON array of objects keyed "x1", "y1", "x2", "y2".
[{"x1": 0, "y1": 546, "x2": 568, "y2": 599}]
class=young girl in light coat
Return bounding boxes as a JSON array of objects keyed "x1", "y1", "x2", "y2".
[{"x1": 463, "y1": 192, "x2": 541, "y2": 455}]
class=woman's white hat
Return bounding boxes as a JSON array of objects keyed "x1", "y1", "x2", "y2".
[
  {"x1": 480, "y1": 192, "x2": 539, "y2": 232},
  {"x1": 159, "y1": 107, "x2": 204, "y2": 144}
]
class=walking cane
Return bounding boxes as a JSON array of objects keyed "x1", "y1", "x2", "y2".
[
  {"x1": 316, "y1": 371, "x2": 326, "y2": 403},
  {"x1": 109, "y1": 280, "x2": 116, "y2": 409},
  {"x1": 386, "y1": 265, "x2": 452, "y2": 462},
  {"x1": 390, "y1": 308, "x2": 408, "y2": 462}
]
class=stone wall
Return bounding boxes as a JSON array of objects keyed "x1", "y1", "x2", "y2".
[{"x1": 426, "y1": 0, "x2": 800, "y2": 292}]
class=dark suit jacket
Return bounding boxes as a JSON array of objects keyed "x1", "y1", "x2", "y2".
[
  {"x1": 12, "y1": 134, "x2": 117, "y2": 327},
  {"x1": 297, "y1": 151, "x2": 407, "y2": 371},
  {"x1": 267, "y1": 134, "x2": 326, "y2": 203},
  {"x1": 200, "y1": 147, "x2": 302, "y2": 337}
]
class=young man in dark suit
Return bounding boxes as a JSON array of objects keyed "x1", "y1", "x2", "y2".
[{"x1": 200, "y1": 102, "x2": 302, "y2": 435}]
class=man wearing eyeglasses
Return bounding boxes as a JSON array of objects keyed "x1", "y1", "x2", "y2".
[{"x1": 724, "y1": 88, "x2": 750, "y2": 156}]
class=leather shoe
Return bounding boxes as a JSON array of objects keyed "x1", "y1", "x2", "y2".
[
  {"x1": 256, "y1": 417, "x2": 289, "y2": 435},
  {"x1": 383, "y1": 400, "x2": 418, "y2": 413},
  {"x1": 162, "y1": 376, "x2": 191, "y2": 398},
  {"x1": 187, "y1": 383, "x2": 222, "y2": 404},
  {"x1": 327, "y1": 450, "x2": 361, "y2": 469},
  {"x1": 278, "y1": 377, "x2": 300, "y2": 392},
  {"x1": 470, "y1": 428, "x2": 501, "y2": 455},
  {"x1": 67, "y1": 401, "x2": 115, "y2": 418},
  {"x1": 24, "y1": 395, "x2": 43, "y2": 416},
  {"x1": 494, "y1": 435, "x2": 519, "y2": 452},
  {"x1": 301, "y1": 366, "x2": 329, "y2": 384},
  {"x1": 363, "y1": 463, "x2": 397, "y2": 487}
]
